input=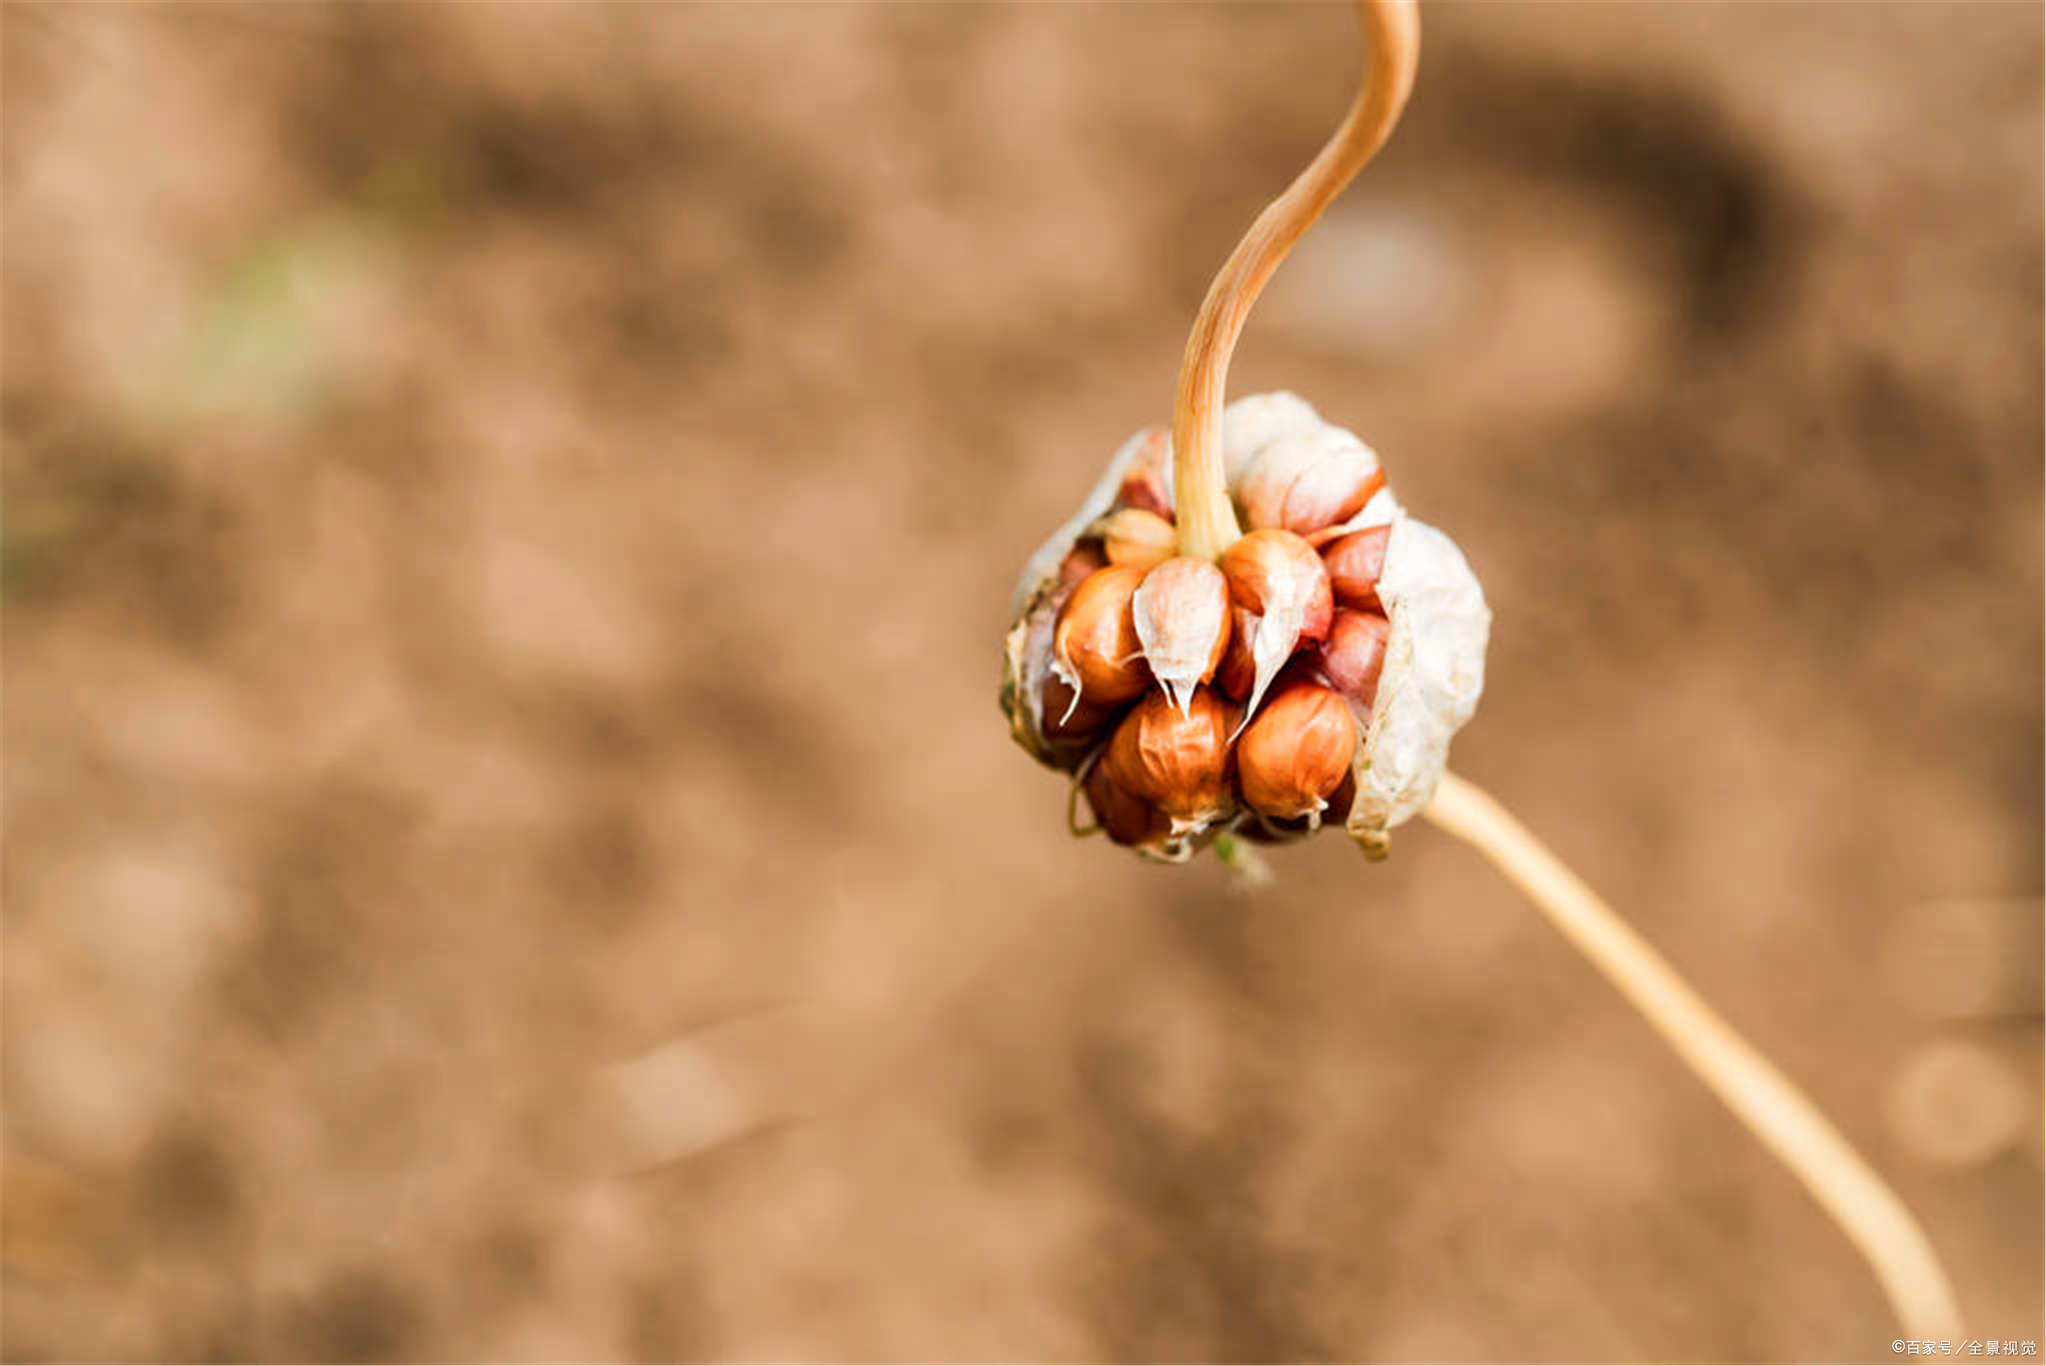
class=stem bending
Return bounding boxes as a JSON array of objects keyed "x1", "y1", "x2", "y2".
[
  {"x1": 1422, "y1": 771, "x2": 1962, "y2": 1340},
  {"x1": 1170, "y1": 0, "x2": 1421, "y2": 561}
]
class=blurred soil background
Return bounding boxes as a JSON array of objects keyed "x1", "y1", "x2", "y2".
[{"x1": 2, "y1": 2, "x2": 2041, "y2": 1361}]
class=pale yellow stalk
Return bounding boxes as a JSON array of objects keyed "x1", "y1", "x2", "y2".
[{"x1": 1425, "y1": 771, "x2": 1963, "y2": 1340}]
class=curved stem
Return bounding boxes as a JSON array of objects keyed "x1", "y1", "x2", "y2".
[
  {"x1": 1422, "y1": 771, "x2": 1963, "y2": 1341},
  {"x1": 1171, "y1": 0, "x2": 1421, "y2": 561}
]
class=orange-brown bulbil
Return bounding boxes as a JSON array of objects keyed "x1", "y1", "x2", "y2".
[
  {"x1": 1083, "y1": 761, "x2": 1169, "y2": 848},
  {"x1": 1219, "y1": 527, "x2": 1336, "y2": 719},
  {"x1": 1098, "y1": 508, "x2": 1178, "y2": 569},
  {"x1": 1235, "y1": 679, "x2": 1356, "y2": 820},
  {"x1": 1221, "y1": 529, "x2": 1334, "y2": 642},
  {"x1": 1103, "y1": 687, "x2": 1236, "y2": 830},
  {"x1": 1052, "y1": 564, "x2": 1151, "y2": 709},
  {"x1": 1131, "y1": 557, "x2": 1231, "y2": 715},
  {"x1": 1320, "y1": 525, "x2": 1390, "y2": 611},
  {"x1": 1319, "y1": 609, "x2": 1390, "y2": 708}
]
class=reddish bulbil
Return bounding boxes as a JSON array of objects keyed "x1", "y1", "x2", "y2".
[
  {"x1": 1052, "y1": 564, "x2": 1151, "y2": 709},
  {"x1": 1235, "y1": 679, "x2": 1357, "y2": 820},
  {"x1": 1102, "y1": 687, "x2": 1237, "y2": 829},
  {"x1": 1319, "y1": 608, "x2": 1391, "y2": 710},
  {"x1": 1320, "y1": 525, "x2": 1391, "y2": 612}
]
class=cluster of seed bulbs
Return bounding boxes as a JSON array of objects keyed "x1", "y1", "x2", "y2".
[{"x1": 1004, "y1": 396, "x2": 1438, "y2": 862}]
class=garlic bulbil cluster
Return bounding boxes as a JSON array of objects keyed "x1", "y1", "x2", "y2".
[{"x1": 1002, "y1": 392, "x2": 1489, "y2": 861}]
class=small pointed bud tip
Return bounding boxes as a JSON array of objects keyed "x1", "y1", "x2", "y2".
[
  {"x1": 1220, "y1": 530, "x2": 1331, "y2": 627},
  {"x1": 1218, "y1": 529, "x2": 1333, "y2": 725},
  {"x1": 1132, "y1": 557, "x2": 1231, "y2": 712}
]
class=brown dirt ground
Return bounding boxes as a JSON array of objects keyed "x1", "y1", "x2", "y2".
[{"x1": 3, "y1": 3, "x2": 2041, "y2": 1361}]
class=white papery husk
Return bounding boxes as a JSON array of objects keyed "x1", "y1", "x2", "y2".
[
  {"x1": 1342, "y1": 511, "x2": 1489, "y2": 856},
  {"x1": 1001, "y1": 428, "x2": 1157, "y2": 767},
  {"x1": 1001, "y1": 393, "x2": 1490, "y2": 858}
]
